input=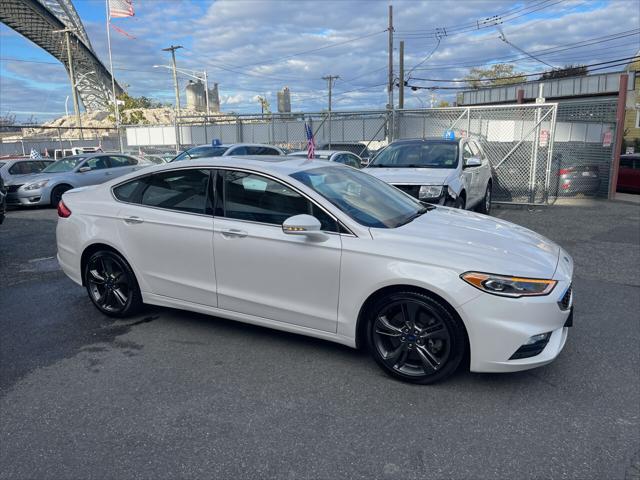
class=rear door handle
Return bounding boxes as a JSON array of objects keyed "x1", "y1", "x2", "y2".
[
  {"x1": 123, "y1": 216, "x2": 144, "y2": 224},
  {"x1": 220, "y1": 228, "x2": 247, "y2": 238}
]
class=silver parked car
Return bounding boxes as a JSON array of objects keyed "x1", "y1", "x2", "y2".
[
  {"x1": 0, "y1": 157, "x2": 55, "y2": 183},
  {"x1": 5, "y1": 153, "x2": 148, "y2": 207},
  {"x1": 288, "y1": 150, "x2": 363, "y2": 168}
]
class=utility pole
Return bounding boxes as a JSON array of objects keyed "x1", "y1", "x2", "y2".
[
  {"x1": 162, "y1": 45, "x2": 183, "y2": 153},
  {"x1": 203, "y1": 70, "x2": 210, "y2": 117},
  {"x1": 399, "y1": 40, "x2": 405, "y2": 109},
  {"x1": 387, "y1": 5, "x2": 394, "y2": 111},
  {"x1": 322, "y1": 75, "x2": 339, "y2": 148},
  {"x1": 54, "y1": 28, "x2": 83, "y2": 140}
]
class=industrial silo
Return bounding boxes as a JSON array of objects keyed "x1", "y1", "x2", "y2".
[{"x1": 185, "y1": 80, "x2": 206, "y2": 112}]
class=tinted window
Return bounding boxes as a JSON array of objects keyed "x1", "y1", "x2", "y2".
[
  {"x1": 369, "y1": 141, "x2": 458, "y2": 168},
  {"x1": 85, "y1": 156, "x2": 109, "y2": 170},
  {"x1": 139, "y1": 170, "x2": 210, "y2": 214},
  {"x1": 334, "y1": 154, "x2": 360, "y2": 169},
  {"x1": 109, "y1": 155, "x2": 137, "y2": 167},
  {"x1": 229, "y1": 146, "x2": 248, "y2": 155},
  {"x1": 246, "y1": 146, "x2": 280, "y2": 155},
  {"x1": 113, "y1": 179, "x2": 144, "y2": 202},
  {"x1": 219, "y1": 170, "x2": 337, "y2": 231}
]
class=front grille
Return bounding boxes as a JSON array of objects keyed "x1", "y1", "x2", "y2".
[
  {"x1": 559, "y1": 285, "x2": 572, "y2": 311},
  {"x1": 393, "y1": 185, "x2": 420, "y2": 198},
  {"x1": 7, "y1": 184, "x2": 22, "y2": 193}
]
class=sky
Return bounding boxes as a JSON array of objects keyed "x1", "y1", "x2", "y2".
[{"x1": 1, "y1": 0, "x2": 639, "y2": 122}]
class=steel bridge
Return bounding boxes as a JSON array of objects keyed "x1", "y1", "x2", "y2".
[{"x1": 1, "y1": 0, "x2": 123, "y2": 111}]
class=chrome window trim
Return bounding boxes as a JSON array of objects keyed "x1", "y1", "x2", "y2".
[{"x1": 110, "y1": 165, "x2": 357, "y2": 237}]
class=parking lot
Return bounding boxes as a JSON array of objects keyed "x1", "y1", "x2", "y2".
[{"x1": 1, "y1": 200, "x2": 638, "y2": 480}]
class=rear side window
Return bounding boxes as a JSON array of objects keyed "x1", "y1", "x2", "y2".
[
  {"x1": 246, "y1": 146, "x2": 281, "y2": 155},
  {"x1": 109, "y1": 155, "x2": 137, "y2": 167},
  {"x1": 114, "y1": 169, "x2": 212, "y2": 214}
]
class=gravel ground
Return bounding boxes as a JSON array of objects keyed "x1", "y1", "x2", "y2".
[{"x1": 0, "y1": 199, "x2": 638, "y2": 480}]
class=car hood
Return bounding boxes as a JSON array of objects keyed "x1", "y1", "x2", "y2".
[
  {"x1": 370, "y1": 207, "x2": 561, "y2": 279},
  {"x1": 5, "y1": 172, "x2": 62, "y2": 185},
  {"x1": 364, "y1": 167, "x2": 455, "y2": 185}
]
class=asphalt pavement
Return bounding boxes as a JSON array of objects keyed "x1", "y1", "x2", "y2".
[{"x1": 0, "y1": 200, "x2": 639, "y2": 480}]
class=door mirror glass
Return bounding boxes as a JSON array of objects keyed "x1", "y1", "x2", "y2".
[
  {"x1": 282, "y1": 214, "x2": 322, "y2": 236},
  {"x1": 78, "y1": 166, "x2": 91, "y2": 173},
  {"x1": 464, "y1": 157, "x2": 482, "y2": 168}
]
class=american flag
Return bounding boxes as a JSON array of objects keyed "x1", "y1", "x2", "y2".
[
  {"x1": 109, "y1": 0, "x2": 135, "y2": 18},
  {"x1": 304, "y1": 121, "x2": 315, "y2": 160}
]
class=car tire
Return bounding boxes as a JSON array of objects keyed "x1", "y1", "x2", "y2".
[
  {"x1": 366, "y1": 291, "x2": 467, "y2": 384},
  {"x1": 477, "y1": 183, "x2": 492, "y2": 215},
  {"x1": 50, "y1": 184, "x2": 71, "y2": 207},
  {"x1": 84, "y1": 250, "x2": 143, "y2": 318},
  {"x1": 445, "y1": 193, "x2": 465, "y2": 209}
]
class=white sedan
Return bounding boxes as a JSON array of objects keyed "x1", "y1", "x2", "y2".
[{"x1": 56, "y1": 156, "x2": 573, "y2": 384}]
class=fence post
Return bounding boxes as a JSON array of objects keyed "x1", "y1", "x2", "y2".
[
  {"x1": 236, "y1": 115, "x2": 243, "y2": 143},
  {"x1": 543, "y1": 105, "x2": 558, "y2": 204},
  {"x1": 529, "y1": 104, "x2": 542, "y2": 203},
  {"x1": 609, "y1": 73, "x2": 628, "y2": 199}
]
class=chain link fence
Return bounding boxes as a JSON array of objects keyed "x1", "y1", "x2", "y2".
[{"x1": 2, "y1": 101, "x2": 619, "y2": 204}]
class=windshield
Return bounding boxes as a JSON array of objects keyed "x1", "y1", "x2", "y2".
[
  {"x1": 369, "y1": 141, "x2": 458, "y2": 168},
  {"x1": 291, "y1": 166, "x2": 430, "y2": 228},
  {"x1": 172, "y1": 146, "x2": 229, "y2": 162},
  {"x1": 42, "y1": 156, "x2": 86, "y2": 173}
]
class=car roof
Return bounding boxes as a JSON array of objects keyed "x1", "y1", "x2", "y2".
[
  {"x1": 187, "y1": 143, "x2": 282, "y2": 149},
  {"x1": 391, "y1": 137, "x2": 470, "y2": 144},
  {"x1": 144, "y1": 155, "x2": 342, "y2": 175}
]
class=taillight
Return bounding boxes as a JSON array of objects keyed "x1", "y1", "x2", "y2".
[
  {"x1": 57, "y1": 200, "x2": 72, "y2": 218},
  {"x1": 558, "y1": 168, "x2": 574, "y2": 175}
]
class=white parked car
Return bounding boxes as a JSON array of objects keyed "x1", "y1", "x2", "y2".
[
  {"x1": 365, "y1": 137, "x2": 493, "y2": 213},
  {"x1": 56, "y1": 156, "x2": 573, "y2": 384},
  {"x1": 288, "y1": 149, "x2": 362, "y2": 168},
  {"x1": 171, "y1": 142, "x2": 284, "y2": 162}
]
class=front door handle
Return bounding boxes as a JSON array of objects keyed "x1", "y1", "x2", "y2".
[
  {"x1": 220, "y1": 228, "x2": 247, "y2": 238},
  {"x1": 123, "y1": 216, "x2": 144, "y2": 224}
]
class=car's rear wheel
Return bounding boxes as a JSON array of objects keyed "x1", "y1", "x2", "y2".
[
  {"x1": 50, "y1": 184, "x2": 71, "y2": 207},
  {"x1": 366, "y1": 291, "x2": 466, "y2": 384},
  {"x1": 84, "y1": 250, "x2": 143, "y2": 317},
  {"x1": 477, "y1": 182, "x2": 492, "y2": 214}
]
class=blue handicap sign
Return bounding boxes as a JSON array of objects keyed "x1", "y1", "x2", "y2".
[
  {"x1": 443, "y1": 130, "x2": 455, "y2": 141},
  {"x1": 212, "y1": 138, "x2": 222, "y2": 146}
]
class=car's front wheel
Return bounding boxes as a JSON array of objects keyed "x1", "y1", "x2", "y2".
[
  {"x1": 84, "y1": 250, "x2": 143, "y2": 317},
  {"x1": 477, "y1": 182, "x2": 492, "y2": 215},
  {"x1": 366, "y1": 291, "x2": 466, "y2": 384},
  {"x1": 50, "y1": 184, "x2": 71, "y2": 207}
]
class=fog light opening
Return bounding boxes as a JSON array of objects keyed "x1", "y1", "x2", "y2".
[{"x1": 510, "y1": 332, "x2": 552, "y2": 359}]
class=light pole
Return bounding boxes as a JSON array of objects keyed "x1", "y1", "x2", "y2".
[
  {"x1": 322, "y1": 75, "x2": 339, "y2": 148},
  {"x1": 161, "y1": 46, "x2": 183, "y2": 153},
  {"x1": 153, "y1": 65, "x2": 210, "y2": 116},
  {"x1": 53, "y1": 27, "x2": 83, "y2": 139}
]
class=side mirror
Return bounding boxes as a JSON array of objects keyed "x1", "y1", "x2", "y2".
[
  {"x1": 78, "y1": 166, "x2": 91, "y2": 173},
  {"x1": 282, "y1": 214, "x2": 326, "y2": 240},
  {"x1": 464, "y1": 157, "x2": 482, "y2": 168}
]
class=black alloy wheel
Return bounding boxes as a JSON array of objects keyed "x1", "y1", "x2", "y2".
[
  {"x1": 367, "y1": 291, "x2": 466, "y2": 384},
  {"x1": 477, "y1": 183, "x2": 492, "y2": 215},
  {"x1": 84, "y1": 250, "x2": 142, "y2": 317},
  {"x1": 50, "y1": 185, "x2": 71, "y2": 207}
]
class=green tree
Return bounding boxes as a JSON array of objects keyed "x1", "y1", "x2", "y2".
[
  {"x1": 464, "y1": 64, "x2": 526, "y2": 88},
  {"x1": 108, "y1": 93, "x2": 166, "y2": 124}
]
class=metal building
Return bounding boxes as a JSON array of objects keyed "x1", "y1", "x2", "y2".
[
  {"x1": 277, "y1": 87, "x2": 291, "y2": 113},
  {"x1": 185, "y1": 80, "x2": 206, "y2": 112}
]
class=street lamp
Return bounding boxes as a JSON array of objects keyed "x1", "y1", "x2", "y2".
[
  {"x1": 153, "y1": 65, "x2": 211, "y2": 116},
  {"x1": 161, "y1": 45, "x2": 183, "y2": 153}
]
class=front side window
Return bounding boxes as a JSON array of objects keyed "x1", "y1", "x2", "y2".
[
  {"x1": 291, "y1": 165, "x2": 429, "y2": 229},
  {"x1": 218, "y1": 170, "x2": 337, "y2": 231},
  {"x1": 113, "y1": 169, "x2": 211, "y2": 214},
  {"x1": 368, "y1": 141, "x2": 458, "y2": 169},
  {"x1": 84, "y1": 156, "x2": 109, "y2": 170}
]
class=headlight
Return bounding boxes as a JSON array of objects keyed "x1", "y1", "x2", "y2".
[
  {"x1": 461, "y1": 272, "x2": 557, "y2": 297},
  {"x1": 24, "y1": 179, "x2": 49, "y2": 190},
  {"x1": 418, "y1": 185, "x2": 442, "y2": 199}
]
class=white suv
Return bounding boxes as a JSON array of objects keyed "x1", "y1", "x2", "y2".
[
  {"x1": 364, "y1": 137, "x2": 493, "y2": 214},
  {"x1": 171, "y1": 142, "x2": 284, "y2": 162}
]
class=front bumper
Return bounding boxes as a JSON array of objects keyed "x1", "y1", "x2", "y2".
[
  {"x1": 6, "y1": 188, "x2": 49, "y2": 206},
  {"x1": 459, "y1": 279, "x2": 572, "y2": 373}
]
